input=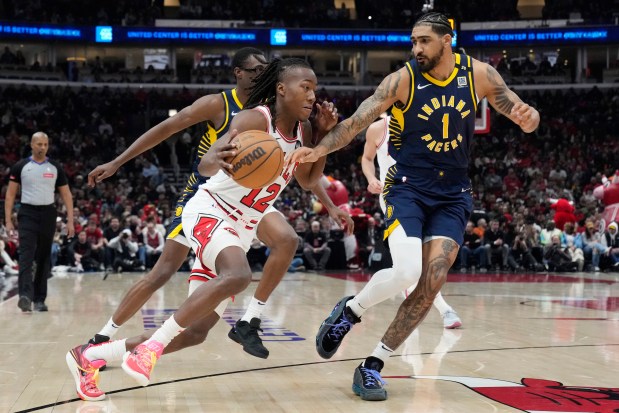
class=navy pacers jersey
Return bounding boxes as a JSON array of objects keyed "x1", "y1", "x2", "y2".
[
  {"x1": 167, "y1": 88, "x2": 243, "y2": 240},
  {"x1": 383, "y1": 53, "x2": 477, "y2": 244}
]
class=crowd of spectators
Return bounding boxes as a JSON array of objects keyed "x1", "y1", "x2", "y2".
[
  {"x1": 0, "y1": 82, "x2": 617, "y2": 280},
  {"x1": 1, "y1": 0, "x2": 615, "y2": 28}
]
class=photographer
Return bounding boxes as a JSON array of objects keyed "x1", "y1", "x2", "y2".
[
  {"x1": 107, "y1": 228, "x2": 142, "y2": 272},
  {"x1": 544, "y1": 235, "x2": 578, "y2": 272},
  {"x1": 511, "y1": 231, "x2": 544, "y2": 271}
]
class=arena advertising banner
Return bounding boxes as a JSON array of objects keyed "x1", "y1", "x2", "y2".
[{"x1": 0, "y1": 22, "x2": 617, "y2": 48}]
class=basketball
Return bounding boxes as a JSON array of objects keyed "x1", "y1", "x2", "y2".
[{"x1": 226, "y1": 130, "x2": 284, "y2": 189}]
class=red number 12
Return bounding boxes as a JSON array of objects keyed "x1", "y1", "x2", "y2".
[{"x1": 240, "y1": 183, "x2": 282, "y2": 213}]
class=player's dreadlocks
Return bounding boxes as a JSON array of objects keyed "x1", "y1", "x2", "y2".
[
  {"x1": 414, "y1": 12, "x2": 454, "y2": 37},
  {"x1": 246, "y1": 58, "x2": 312, "y2": 130}
]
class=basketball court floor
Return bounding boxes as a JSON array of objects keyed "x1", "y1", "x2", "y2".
[{"x1": 1, "y1": 268, "x2": 618, "y2": 413}]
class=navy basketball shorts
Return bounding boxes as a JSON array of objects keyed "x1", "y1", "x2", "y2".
[
  {"x1": 383, "y1": 168, "x2": 473, "y2": 246},
  {"x1": 165, "y1": 188, "x2": 199, "y2": 248}
]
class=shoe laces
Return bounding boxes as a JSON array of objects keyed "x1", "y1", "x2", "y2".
[
  {"x1": 326, "y1": 316, "x2": 354, "y2": 341},
  {"x1": 82, "y1": 368, "x2": 101, "y2": 392},
  {"x1": 360, "y1": 365, "x2": 386, "y2": 388},
  {"x1": 133, "y1": 345, "x2": 158, "y2": 373}
]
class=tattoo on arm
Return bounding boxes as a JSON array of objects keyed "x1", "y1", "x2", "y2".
[
  {"x1": 486, "y1": 65, "x2": 519, "y2": 116},
  {"x1": 381, "y1": 239, "x2": 458, "y2": 349},
  {"x1": 319, "y1": 72, "x2": 401, "y2": 154}
]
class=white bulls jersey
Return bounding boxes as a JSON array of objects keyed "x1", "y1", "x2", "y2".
[
  {"x1": 200, "y1": 105, "x2": 302, "y2": 228},
  {"x1": 376, "y1": 116, "x2": 396, "y2": 185}
]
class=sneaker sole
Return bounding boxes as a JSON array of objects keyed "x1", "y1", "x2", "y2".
[
  {"x1": 121, "y1": 352, "x2": 150, "y2": 387},
  {"x1": 352, "y1": 383, "x2": 387, "y2": 401},
  {"x1": 229, "y1": 327, "x2": 269, "y2": 359},
  {"x1": 315, "y1": 295, "x2": 355, "y2": 359},
  {"x1": 444, "y1": 321, "x2": 462, "y2": 329},
  {"x1": 65, "y1": 351, "x2": 106, "y2": 401}
]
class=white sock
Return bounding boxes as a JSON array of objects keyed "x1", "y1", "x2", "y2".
[
  {"x1": 432, "y1": 292, "x2": 453, "y2": 315},
  {"x1": 241, "y1": 297, "x2": 267, "y2": 322},
  {"x1": 369, "y1": 341, "x2": 394, "y2": 364},
  {"x1": 150, "y1": 315, "x2": 186, "y2": 347},
  {"x1": 84, "y1": 339, "x2": 127, "y2": 362},
  {"x1": 98, "y1": 317, "x2": 122, "y2": 338}
]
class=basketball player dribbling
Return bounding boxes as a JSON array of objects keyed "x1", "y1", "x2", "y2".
[
  {"x1": 361, "y1": 115, "x2": 462, "y2": 329},
  {"x1": 67, "y1": 58, "x2": 336, "y2": 397},
  {"x1": 288, "y1": 12, "x2": 540, "y2": 400},
  {"x1": 66, "y1": 50, "x2": 348, "y2": 401}
]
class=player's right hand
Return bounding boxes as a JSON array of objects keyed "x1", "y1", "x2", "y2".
[
  {"x1": 367, "y1": 179, "x2": 383, "y2": 194},
  {"x1": 88, "y1": 161, "x2": 120, "y2": 187}
]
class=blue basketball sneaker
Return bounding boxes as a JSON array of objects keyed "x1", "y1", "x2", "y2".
[
  {"x1": 352, "y1": 356, "x2": 387, "y2": 401},
  {"x1": 315, "y1": 296, "x2": 360, "y2": 359}
]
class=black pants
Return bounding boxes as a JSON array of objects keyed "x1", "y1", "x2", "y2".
[{"x1": 17, "y1": 204, "x2": 56, "y2": 303}]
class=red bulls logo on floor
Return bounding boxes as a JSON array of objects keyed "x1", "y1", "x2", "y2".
[{"x1": 388, "y1": 375, "x2": 619, "y2": 412}]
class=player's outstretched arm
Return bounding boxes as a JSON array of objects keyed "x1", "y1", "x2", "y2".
[
  {"x1": 285, "y1": 68, "x2": 409, "y2": 166},
  {"x1": 474, "y1": 60, "x2": 540, "y2": 133},
  {"x1": 197, "y1": 110, "x2": 267, "y2": 177},
  {"x1": 88, "y1": 94, "x2": 225, "y2": 186},
  {"x1": 361, "y1": 120, "x2": 384, "y2": 194}
]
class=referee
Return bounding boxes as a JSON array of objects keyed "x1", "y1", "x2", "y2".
[{"x1": 4, "y1": 132, "x2": 75, "y2": 312}]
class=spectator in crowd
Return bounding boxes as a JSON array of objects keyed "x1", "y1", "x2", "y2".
[
  {"x1": 512, "y1": 228, "x2": 545, "y2": 271},
  {"x1": 563, "y1": 222, "x2": 585, "y2": 271},
  {"x1": 68, "y1": 230, "x2": 99, "y2": 272},
  {"x1": 474, "y1": 218, "x2": 487, "y2": 240},
  {"x1": 303, "y1": 220, "x2": 331, "y2": 271},
  {"x1": 484, "y1": 168, "x2": 503, "y2": 194},
  {"x1": 601, "y1": 221, "x2": 619, "y2": 268},
  {"x1": 503, "y1": 168, "x2": 522, "y2": 193},
  {"x1": 544, "y1": 235, "x2": 578, "y2": 272},
  {"x1": 107, "y1": 228, "x2": 143, "y2": 272},
  {"x1": 357, "y1": 217, "x2": 378, "y2": 268},
  {"x1": 102, "y1": 217, "x2": 122, "y2": 271},
  {"x1": 142, "y1": 221, "x2": 164, "y2": 269},
  {"x1": 0, "y1": 233, "x2": 18, "y2": 276},
  {"x1": 269, "y1": 235, "x2": 305, "y2": 273},
  {"x1": 582, "y1": 222, "x2": 607, "y2": 272},
  {"x1": 458, "y1": 221, "x2": 486, "y2": 272},
  {"x1": 51, "y1": 217, "x2": 67, "y2": 268},
  {"x1": 247, "y1": 238, "x2": 268, "y2": 272},
  {"x1": 84, "y1": 218, "x2": 105, "y2": 270},
  {"x1": 484, "y1": 220, "x2": 509, "y2": 270},
  {"x1": 540, "y1": 220, "x2": 563, "y2": 247}
]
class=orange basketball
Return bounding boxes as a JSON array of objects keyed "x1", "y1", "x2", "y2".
[{"x1": 226, "y1": 130, "x2": 284, "y2": 189}]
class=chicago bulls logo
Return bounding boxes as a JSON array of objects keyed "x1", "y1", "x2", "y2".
[{"x1": 386, "y1": 375, "x2": 619, "y2": 413}]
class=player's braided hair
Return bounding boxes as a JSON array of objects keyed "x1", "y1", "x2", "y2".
[
  {"x1": 246, "y1": 58, "x2": 312, "y2": 130},
  {"x1": 414, "y1": 12, "x2": 454, "y2": 37}
]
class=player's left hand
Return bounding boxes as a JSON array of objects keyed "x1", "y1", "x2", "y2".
[
  {"x1": 327, "y1": 205, "x2": 354, "y2": 235},
  {"x1": 311, "y1": 101, "x2": 338, "y2": 137},
  {"x1": 511, "y1": 102, "x2": 539, "y2": 133}
]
